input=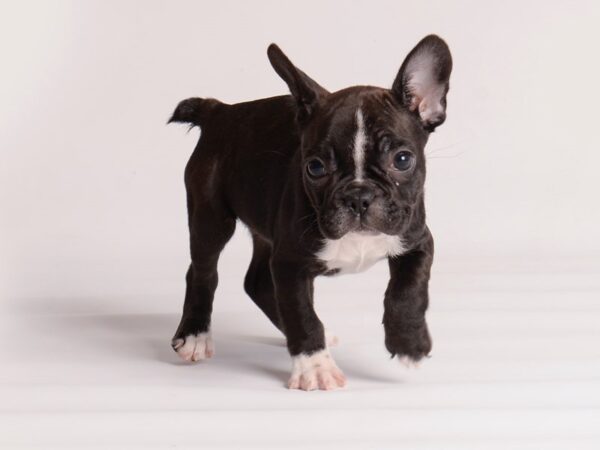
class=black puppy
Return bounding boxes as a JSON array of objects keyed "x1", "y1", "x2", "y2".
[{"x1": 169, "y1": 35, "x2": 452, "y2": 390}]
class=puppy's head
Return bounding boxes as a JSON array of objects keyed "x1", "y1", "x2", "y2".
[{"x1": 268, "y1": 36, "x2": 452, "y2": 239}]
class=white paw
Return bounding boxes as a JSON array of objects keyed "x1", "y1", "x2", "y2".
[
  {"x1": 288, "y1": 349, "x2": 346, "y2": 391},
  {"x1": 325, "y1": 329, "x2": 339, "y2": 347},
  {"x1": 397, "y1": 355, "x2": 422, "y2": 368},
  {"x1": 172, "y1": 332, "x2": 214, "y2": 362}
]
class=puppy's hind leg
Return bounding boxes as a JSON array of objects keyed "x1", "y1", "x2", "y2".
[
  {"x1": 244, "y1": 239, "x2": 340, "y2": 347},
  {"x1": 244, "y1": 234, "x2": 282, "y2": 331},
  {"x1": 172, "y1": 202, "x2": 236, "y2": 362}
]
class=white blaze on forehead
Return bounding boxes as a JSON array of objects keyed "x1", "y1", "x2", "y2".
[{"x1": 353, "y1": 108, "x2": 367, "y2": 181}]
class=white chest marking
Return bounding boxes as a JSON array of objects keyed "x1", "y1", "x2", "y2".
[
  {"x1": 317, "y1": 232, "x2": 405, "y2": 275},
  {"x1": 353, "y1": 108, "x2": 366, "y2": 181}
]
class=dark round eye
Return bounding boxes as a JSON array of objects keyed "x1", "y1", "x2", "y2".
[
  {"x1": 306, "y1": 159, "x2": 327, "y2": 178},
  {"x1": 393, "y1": 151, "x2": 414, "y2": 171}
]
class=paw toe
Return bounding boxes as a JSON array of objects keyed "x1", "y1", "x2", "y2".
[
  {"x1": 288, "y1": 349, "x2": 346, "y2": 391},
  {"x1": 172, "y1": 332, "x2": 214, "y2": 362},
  {"x1": 397, "y1": 354, "x2": 424, "y2": 368}
]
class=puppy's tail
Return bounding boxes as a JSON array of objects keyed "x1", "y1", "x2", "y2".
[{"x1": 168, "y1": 97, "x2": 220, "y2": 128}]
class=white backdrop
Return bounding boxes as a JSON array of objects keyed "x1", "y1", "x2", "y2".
[
  {"x1": 2, "y1": 1, "x2": 600, "y2": 303},
  {"x1": 2, "y1": 1, "x2": 600, "y2": 301}
]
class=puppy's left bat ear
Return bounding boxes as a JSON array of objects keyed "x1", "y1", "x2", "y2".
[
  {"x1": 267, "y1": 43, "x2": 329, "y2": 123},
  {"x1": 392, "y1": 35, "x2": 453, "y2": 132}
]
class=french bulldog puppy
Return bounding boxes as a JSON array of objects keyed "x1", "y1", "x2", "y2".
[{"x1": 169, "y1": 35, "x2": 452, "y2": 391}]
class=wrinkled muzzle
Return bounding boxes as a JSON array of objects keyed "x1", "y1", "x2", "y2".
[{"x1": 317, "y1": 181, "x2": 407, "y2": 239}]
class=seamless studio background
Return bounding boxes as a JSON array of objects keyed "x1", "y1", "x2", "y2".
[{"x1": 1, "y1": 1, "x2": 599, "y2": 449}]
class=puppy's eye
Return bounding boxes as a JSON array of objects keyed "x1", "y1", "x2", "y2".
[
  {"x1": 306, "y1": 159, "x2": 327, "y2": 178},
  {"x1": 392, "y1": 151, "x2": 414, "y2": 171}
]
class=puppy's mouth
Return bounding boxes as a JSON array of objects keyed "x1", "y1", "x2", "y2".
[
  {"x1": 319, "y1": 211, "x2": 399, "y2": 239},
  {"x1": 352, "y1": 219, "x2": 380, "y2": 235},
  {"x1": 318, "y1": 190, "x2": 408, "y2": 239},
  {"x1": 356, "y1": 228, "x2": 379, "y2": 236}
]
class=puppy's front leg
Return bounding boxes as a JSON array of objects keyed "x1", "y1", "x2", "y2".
[
  {"x1": 383, "y1": 229, "x2": 434, "y2": 365},
  {"x1": 271, "y1": 259, "x2": 346, "y2": 391}
]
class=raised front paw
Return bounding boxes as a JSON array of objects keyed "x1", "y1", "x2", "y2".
[
  {"x1": 288, "y1": 349, "x2": 346, "y2": 391},
  {"x1": 171, "y1": 331, "x2": 214, "y2": 362},
  {"x1": 384, "y1": 323, "x2": 432, "y2": 366}
]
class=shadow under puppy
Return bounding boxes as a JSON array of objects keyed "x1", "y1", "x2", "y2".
[{"x1": 169, "y1": 35, "x2": 452, "y2": 391}]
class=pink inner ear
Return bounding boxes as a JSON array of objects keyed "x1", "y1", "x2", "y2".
[
  {"x1": 409, "y1": 95, "x2": 420, "y2": 112},
  {"x1": 417, "y1": 84, "x2": 446, "y2": 124},
  {"x1": 405, "y1": 53, "x2": 446, "y2": 125}
]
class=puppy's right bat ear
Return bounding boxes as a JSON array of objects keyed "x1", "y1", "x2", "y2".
[
  {"x1": 392, "y1": 35, "x2": 453, "y2": 132},
  {"x1": 267, "y1": 43, "x2": 328, "y2": 123}
]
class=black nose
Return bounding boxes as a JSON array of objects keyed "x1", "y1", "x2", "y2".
[{"x1": 344, "y1": 185, "x2": 375, "y2": 215}]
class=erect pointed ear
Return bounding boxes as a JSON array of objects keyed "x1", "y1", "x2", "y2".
[
  {"x1": 267, "y1": 43, "x2": 329, "y2": 123},
  {"x1": 392, "y1": 35, "x2": 453, "y2": 132}
]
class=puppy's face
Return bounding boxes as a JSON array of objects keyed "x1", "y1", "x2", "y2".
[
  {"x1": 300, "y1": 88, "x2": 428, "y2": 239},
  {"x1": 268, "y1": 35, "x2": 452, "y2": 240}
]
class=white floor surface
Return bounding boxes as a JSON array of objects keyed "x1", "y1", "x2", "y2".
[{"x1": 2, "y1": 257, "x2": 599, "y2": 449}]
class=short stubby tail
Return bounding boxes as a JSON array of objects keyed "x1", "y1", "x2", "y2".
[{"x1": 168, "y1": 97, "x2": 220, "y2": 128}]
